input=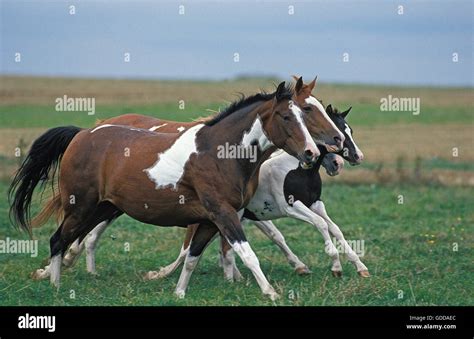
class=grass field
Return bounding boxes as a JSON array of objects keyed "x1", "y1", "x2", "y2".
[
  {"x1": 0, "y1": 76, "x2": 473, "y2": 306},
  {"x1": 0, "y1": 182, "x2": 472, "y2": 306}
]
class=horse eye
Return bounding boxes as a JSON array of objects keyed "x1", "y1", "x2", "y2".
[
  {"x1": 303, "y1": 106, "x2": 312, "y2": 112},
  {"x1": 283, "y1": 115, "x2": 291, "y2": 121}
]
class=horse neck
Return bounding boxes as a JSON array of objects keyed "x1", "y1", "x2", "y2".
[
  {"x1": 313, "y1": 146, "x2": 328, "y2": 171},
  {"x1": 203, "y1": 99, "x2": 277, "y2": 177}
]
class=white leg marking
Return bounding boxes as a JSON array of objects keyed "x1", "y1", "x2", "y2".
[
  {"x1": 220, "y1": 248, "x2": 242, "y2": 282},
  {"x1": 311, "y1": 201, "x2": 368, "y2": 273},
  {"x1": 144, "y1": 245, "x2": 189, "y2": 280},
  {"x1": 175, "y1": 254, "x2": 200, "y2": 299},
  {"x1": 231, "y1": 241, "x2": 279, "y2": 300},
  {"x1": 285, "y1": 201, "x2": 342, "y2": 273},
  {"x1": 62, "y1": 239, "x2": 84, "y2": 268},
  {"x1": 49, "y1": 254, "x2": 62, "y2": 288},
  {"x1": 253, "y1": 220, "x2": 308, "y2": 272},
  {"x1": 85, "y1": 221, "x2": 109, "y2": 274}
]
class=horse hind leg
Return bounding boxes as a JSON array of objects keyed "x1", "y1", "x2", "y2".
[
  {"x1": 144, "y1": 223, "x2": 198, "y2": 281},
  {"x1": 63, "y1": 217, "x2": 115, "y2": 274},
  {"x1": 32, "y1": 202, "x2": 121, "y2": 287},
  {"x1": 219, "y1": 235, "x2": 243, "y2": 282}
]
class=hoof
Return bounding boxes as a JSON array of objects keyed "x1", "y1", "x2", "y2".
[
  {"x1": 331, "y1": 270, "x2": 343, "y2": 278},
  {"x1": 268, "y1": 292, "x2": 280, "y2": 301},
  {"x1": 358, "y1": 270, "x2": 370, "y2": 278},
  {"x1": 233, "y1": 272, "x2": 243, "y2": 282},
  {"x1": 224, "y1": 275, "x2": 235, "y2": 283},
  {"x1": 175, "y1": 289, "x2": 186, "y2": 299},
  {"x1": 31, "y1": 269, "x2": 48, "y2": 280},
  {"x1": 143, "y1": 271, "x2": 159, "y2": 281},
  {"x1": 295, "y1": 266, "x2": 312, "y2": 275}
]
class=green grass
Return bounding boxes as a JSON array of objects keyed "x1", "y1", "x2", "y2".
[
  {"x1": 0, "y1": 181, "x2": 472, "y2": 306},
  {"x1": 0, "y1": 102, "x2": 472, "y2": 128},
  {"x1": 0, "y1": 104, "x2": 220, "y2": 128}
]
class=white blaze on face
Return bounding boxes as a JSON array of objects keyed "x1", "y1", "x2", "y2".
[
  {"x1": 304, "y1": 96, "x2": 344, "y2": 142},
  {"x1": 144, "y1": 124, "x2": 204, "y2": 190},
  {"x1": 148, "y1": 123, "x2": 168, "y2": 131},
  {"x1": 344, "y1": 123, "x2": 363, "y2": 159},
  {"x1": 241, "y1": 116, "x2": 274, "y2": 151},
  {"x1": 289, "y1": 100, "x2": 319, "y2": 152}
]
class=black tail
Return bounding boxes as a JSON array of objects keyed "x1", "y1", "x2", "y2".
[{"x1": 8, "y1": 126, "x2": 82, "y2": 236}]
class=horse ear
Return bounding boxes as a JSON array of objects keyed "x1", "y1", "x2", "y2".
[
  {"x1": 341, "y1": 106, "x2": 352, "y2": 118},
  {"x1": 308, "y1": 76, "x2": 317, "y2": 91},
  {"x1": 291, "y1": 75, "x2": 300, "y2": 82},
  {"x1": 275, "y1": 81, "x2": 286, "y2": 101},
  {"x1": 326, "y1": 104, "x2": 333, "y2": 114},
  {"x1": 295, "y1": 76, "x2": 303, "y2": 94}
]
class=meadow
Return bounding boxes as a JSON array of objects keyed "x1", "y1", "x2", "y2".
[{"x1": 0, "y1": 76, "x2": 472, "y2": 306}]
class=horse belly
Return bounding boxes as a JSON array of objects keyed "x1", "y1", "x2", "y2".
[
  {"x1": 245, "y1": 191, "x2": 284, "y2": 221},
  {"x1": 111, "y1": 189, "x2": 207, "y2": 227}
]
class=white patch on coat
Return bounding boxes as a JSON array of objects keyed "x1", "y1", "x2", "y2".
[
  {"x1": 144, "y1": 124, "x2": 204, "y2": 190},
  {"x1": 91, "y1": 124, "x2": 146, "y2": 134},
  {"x1": 177, "y1": 126, "x2": 186, "y2": 132},
  {"x1": 344, "y1": 123, "x2": 364, "y2": 158},
  {"x1": 90, "y1": 124, "x2": 115, "y2": 133},
  {"x1": 241, "y1": 116, "x2": 273, "y2": 151},
  {"x1": 149, "y1": 123, "x2": 168, "y2": 131}
]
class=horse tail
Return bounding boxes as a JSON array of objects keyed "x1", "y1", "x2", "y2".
[
  {"x1": 31, "y1": 193, "x2": 63, "y2": 228},
  {"x1": 8, "y1": 126, "x2": 82, "y2": 236}
]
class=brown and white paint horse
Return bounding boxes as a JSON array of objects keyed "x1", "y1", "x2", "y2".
[
  {"x1": 29, "y1": 78, "x2": 344, "y2": 275},
  {"x1": 9, "y1": 81, "x2": 341, "y2": 300},
  {"x1": 65, "y1": 104, "x2": 369, "y2": 282}
]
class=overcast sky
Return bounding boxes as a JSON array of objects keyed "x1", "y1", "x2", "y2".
[{"x1": 1, "y1": 0, "x2": 472, "y2": 86}]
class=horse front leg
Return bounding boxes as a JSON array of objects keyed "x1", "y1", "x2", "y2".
[
  {"x1": 252, "y1": 220, "x2": 310, "y2": 275},
  {"x1": 311, "y1": 200, "x2": 369, "y2": 277},
  {"x1": 285, "y1": 201, "x2": 343, "y2": 277},
  {"x1": 175, "y1": 222, "x2": 219, "y2": 298},
  {"x1": 201, "y1": 196, "x2": 279, "y2": 300}
]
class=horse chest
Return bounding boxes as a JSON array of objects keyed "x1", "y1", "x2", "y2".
[{"x1": 283, "y1": 167, "x2": 321, "y2": 208}]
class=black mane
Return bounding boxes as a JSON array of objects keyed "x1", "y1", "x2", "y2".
[{"x1": 204, "y1": 83, "x2": 294, "y2": 126}]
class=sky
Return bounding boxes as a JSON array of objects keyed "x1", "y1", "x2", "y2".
[{"x1": 1, "y1": 0, "x2": 472, "y2": 86}]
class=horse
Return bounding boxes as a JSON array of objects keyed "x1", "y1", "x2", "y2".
[
  {"x1": 9, "y1": 81, "x2": 341, "y2": 300},
  {"x1": 55, "y1": 86, "x2": 368, "y2": 286},
  {"x1": 77, "y1": 105, "x2": 369, "y2": 281},
  {"x1": 30, "y1": 76, "x2": 345, "y2": 274}
]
